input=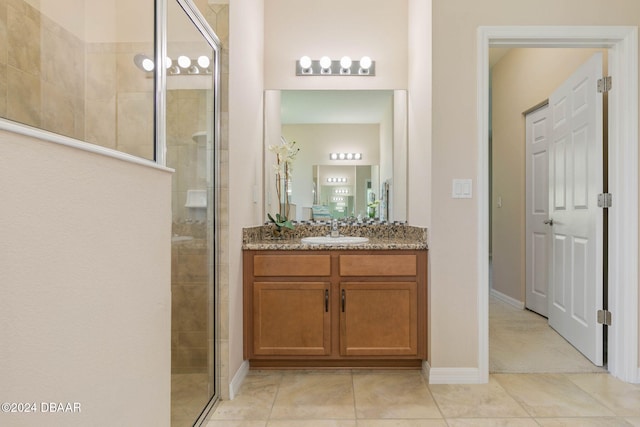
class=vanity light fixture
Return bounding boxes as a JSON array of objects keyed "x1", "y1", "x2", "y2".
[
  {"x1": 134, "y1": 54, "x2": 213, "y2": 76},
  {"x1": 296, "y1": 56, "x2": 375, "y2": 76},
  {"x1": 134, "y1": 54, "x2": 155, "y2": 72},
  {"x1": 327, "y1": 177, "x2": 347, "y2": 183},
  {"x1": 335, "y1": 189, "x2": 349, "y2": 195},
  {"x1": 329, "y1": 152, "x2": 362, "y2": 161}
]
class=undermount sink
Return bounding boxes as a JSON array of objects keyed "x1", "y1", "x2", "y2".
[{"x1": 301, "y1": 236, "x2": 369, "y2": 245}]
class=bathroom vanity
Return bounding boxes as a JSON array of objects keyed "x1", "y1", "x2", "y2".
[{"x1": 242, "y1": 223, "x2": 427, "y2": 369}]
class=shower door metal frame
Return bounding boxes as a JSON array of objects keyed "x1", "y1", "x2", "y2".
[{"x1": 155, "y1": 0, "x2": 222, "y2": 423}]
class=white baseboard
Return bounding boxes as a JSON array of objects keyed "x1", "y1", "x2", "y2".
[
  {"x1": 428, "y1": 367, "x2": 485, "y2": 384},
  {"x1": 229, "y1": 360, "x2": 249, "y2": 400},
  {"x1": 490, "y1": 288, "x2": 524, "y2": 310}
]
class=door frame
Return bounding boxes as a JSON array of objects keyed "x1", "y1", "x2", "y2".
[{"x1": 477, "y1": 26, "x2": 638, "y2": 383}]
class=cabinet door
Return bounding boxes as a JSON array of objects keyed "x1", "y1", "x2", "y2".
[
  {"x1": 253, "y1": 282, "x2": 331, "y2": 356},
  {"x1": 340, "y1": 282, "x2": 418, "y2": 356}
]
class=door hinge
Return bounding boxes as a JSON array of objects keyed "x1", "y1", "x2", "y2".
[
  {"x1": 597, "y1": 193, "x2": 612, "y2": 208},
  {"x1": 597, "y1": 76, "x2": 612, "y2": 93},
  {"x1": 597, "y1": 309, "x2": 612, "y2": 326}
]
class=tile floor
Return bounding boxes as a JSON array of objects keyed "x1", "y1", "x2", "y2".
[
  {"x1": 203, "y1": 370, "x2": 640, "y2": 426},
  {"x1": 200, "y1": 297, "x2": 640, "y2": 426},
  {"x1": 172, "y1": 373, "x2": 210, "y2": 426},
  {"x1": 489, "y1": 297, "x2": 605, "y2": 374}
]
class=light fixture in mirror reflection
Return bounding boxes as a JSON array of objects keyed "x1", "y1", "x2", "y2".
[
  {"x1": 133, "y1": 53, "x2": 212, "y2": 75},
  {"x1": 330, "y1": 152, "x2": 362, "y2": 160},
  {"x1": 264, "y1": 90, "x2": 407, "y2": 222},
  {"x1": 297, "y1": 56, "x2": 375, "y2": 76}
]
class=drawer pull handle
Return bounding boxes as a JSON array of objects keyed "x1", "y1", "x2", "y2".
[
  {"x1": 341, "y1": 289, "x2": 346, "y2": 312},
  {"x1": 325, "y1": 289, "x2": 329, "y2": 312}
]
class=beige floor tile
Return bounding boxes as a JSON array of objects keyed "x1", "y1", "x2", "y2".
[
  {"x1": 565, "y1": 373, "x2": 640, "y2": 416},
  {"x1": 270, "y1": 373, "x2": 355, "y2": 419},
  {"x1": 494, "y1": 374, "x2": 615, "y2": 417},
  {"x1": 489, "y1": 297, "x2": 604, "y2": 374},
  {"x1": 429, "y1": 376, "x2": 528, "y2": 418},
  {"x1": 356, "y1": 420, "x2": 448, "y2": 427},
  {"x1": 267, "y1": 420, "x2": 357, "y2": 427},
  {"x1": 210, "y1": 374, "x2": 281, "y2": 420},
  {"x1": 353, "y1": 372, "x2": 441, "y2": 419},
  {"x1": 445, "y1": 419, "x2": 538, "y2": 427},
  {"x1": 535, "y1": 417, "x2": 635, "y2": 426}
]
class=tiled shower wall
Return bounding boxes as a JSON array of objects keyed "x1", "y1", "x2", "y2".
[
  {"x1": 0, "y1": 0, "x2": 154, "y2": 160},
  {"x1": 1, "y1": 0, "x2": 85, "y2": 139}
]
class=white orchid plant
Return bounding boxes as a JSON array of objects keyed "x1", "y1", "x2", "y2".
[{"x1": 267, "y1": 137, "x2": 299, "y2": 231}]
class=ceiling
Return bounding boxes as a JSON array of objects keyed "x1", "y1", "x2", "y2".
[{"x1": 280, "y1": 90, "x2": 394, "y2": 124}]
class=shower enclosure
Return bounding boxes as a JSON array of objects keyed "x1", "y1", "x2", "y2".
[
  {"x1": 165, "y1": 1, "x2": 222, "y2": 426},
  {"x1": 0, "y1": 0, "x2": 224, "y2": 425}
]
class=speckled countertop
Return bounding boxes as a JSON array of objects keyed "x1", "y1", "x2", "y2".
[{"x1": 242, "y1": 222, "x2": 427, "y2": 251}]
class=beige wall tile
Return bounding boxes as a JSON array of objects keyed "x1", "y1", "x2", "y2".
[
  {"x1": 41, "y1": 81, "x2": 78, "y2": 138},
  {"x1": 85, "y1": 97, "x2": 117, "y2": 149},
  {"x1": 86, "y1": 51, "x2": 117, "y2": 101},
  {"x1": 0, "y1": 63, "x2": 6, "y2": 117},
  {"x1": 7, "y1": 0, "x2": 40, "y2": 77},
  {"x1": 0, "y1": 0, "x2": 7, "y2": 64},
  {"x1": 116, "y1": 92, "x2": 154, "y2": 160},
  {"x1": 7, "y1": 65, "x2": 40, "y2": 127}
]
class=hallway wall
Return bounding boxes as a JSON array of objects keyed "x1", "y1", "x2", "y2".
[{"x1": 432, "y1": 0, "x2": 640, "y2": 376}]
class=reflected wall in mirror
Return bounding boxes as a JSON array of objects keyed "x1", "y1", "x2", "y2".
[{"x1": 264, "y1": 90, "x2": 407, "y2": 222}]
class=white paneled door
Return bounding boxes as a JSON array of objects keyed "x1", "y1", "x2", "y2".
[
  {"x1": 525, "y1": 105, "x2": 551, "y2": 317},
  {"x1": 548, "y1": 53, "x2": 604, "y2": 366}
]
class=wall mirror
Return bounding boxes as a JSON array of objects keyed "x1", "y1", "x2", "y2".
[{"x1": 264, "y1": 90, "x2": 407, "y2": 222}]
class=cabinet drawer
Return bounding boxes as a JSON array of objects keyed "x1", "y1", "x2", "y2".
[
  {"x1": 339, "y1": 254, "x2": 417, "y2": 276},
  {"x1": 254, "y1": 254, "x2": 331, "y2": 277}
]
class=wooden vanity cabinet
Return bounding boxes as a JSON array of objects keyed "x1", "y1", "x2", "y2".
[{"x1": 243, "y1": 250, "x2": 427, "y2": 368}]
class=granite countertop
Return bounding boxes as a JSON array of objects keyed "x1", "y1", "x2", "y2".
[{"x1": 242, "y1": 222, "x2": 428, "y2": 251}]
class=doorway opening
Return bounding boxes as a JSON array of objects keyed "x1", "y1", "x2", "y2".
[
  {"x1": 490, "y1": 47, "x2": 608, "y2": 373},
  {"x1": 478, "y1": 26, "x2": 638, "y2": 384}
]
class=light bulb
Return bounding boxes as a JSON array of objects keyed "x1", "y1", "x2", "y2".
[
  {"x1": 319, "y1": 56, "x2": 331, "y2": 70},
  {"x1": 354, "y1": 153, "x2": 362, "y2": 160},
  {"x1": 359, "y1": 56, "x2": 372, "y2": 70},
  {"x1": 339, "y1": 153, "x2": 346, "y2": 160},
  {"x1": 299, "y1": 55, "x2": 312, "y2": 70},
  {"x1": 197, "y1": 55, "x2": 210, "y2": 68},
  {"x1": 340, "y1": 56, "x2": 352, "y2": 69},
  {"x1": 142, "y1": 58, "x2": 154, "y2": 71},
  {"x1": 134, "y1": 54, "x2": 154, "y2": 72},
  {"x1": 165, "y1": 57, "x2": 173, "y2": 69},
  {"x1": 330, "y1": 153, "x2": 338, "y2": 160},
  {"x1": 346, "y1": 153, "x2": 354, "y2": 160},
  {"x1": 177, "y1": 55, "x2": 191, "y2": 68}
]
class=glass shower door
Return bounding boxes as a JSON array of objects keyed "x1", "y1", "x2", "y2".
[{"x1": 166, "y1": 1, "x2": 220, "y2": 425}]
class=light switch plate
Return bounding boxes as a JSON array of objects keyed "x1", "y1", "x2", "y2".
[{"x1": 452, "y1": 179, "x2": 473, "y2": 199}]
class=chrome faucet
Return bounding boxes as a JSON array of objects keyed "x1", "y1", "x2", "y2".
[{"x1": 330, "y1": 218, "x2": 340, "y2": 237}]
